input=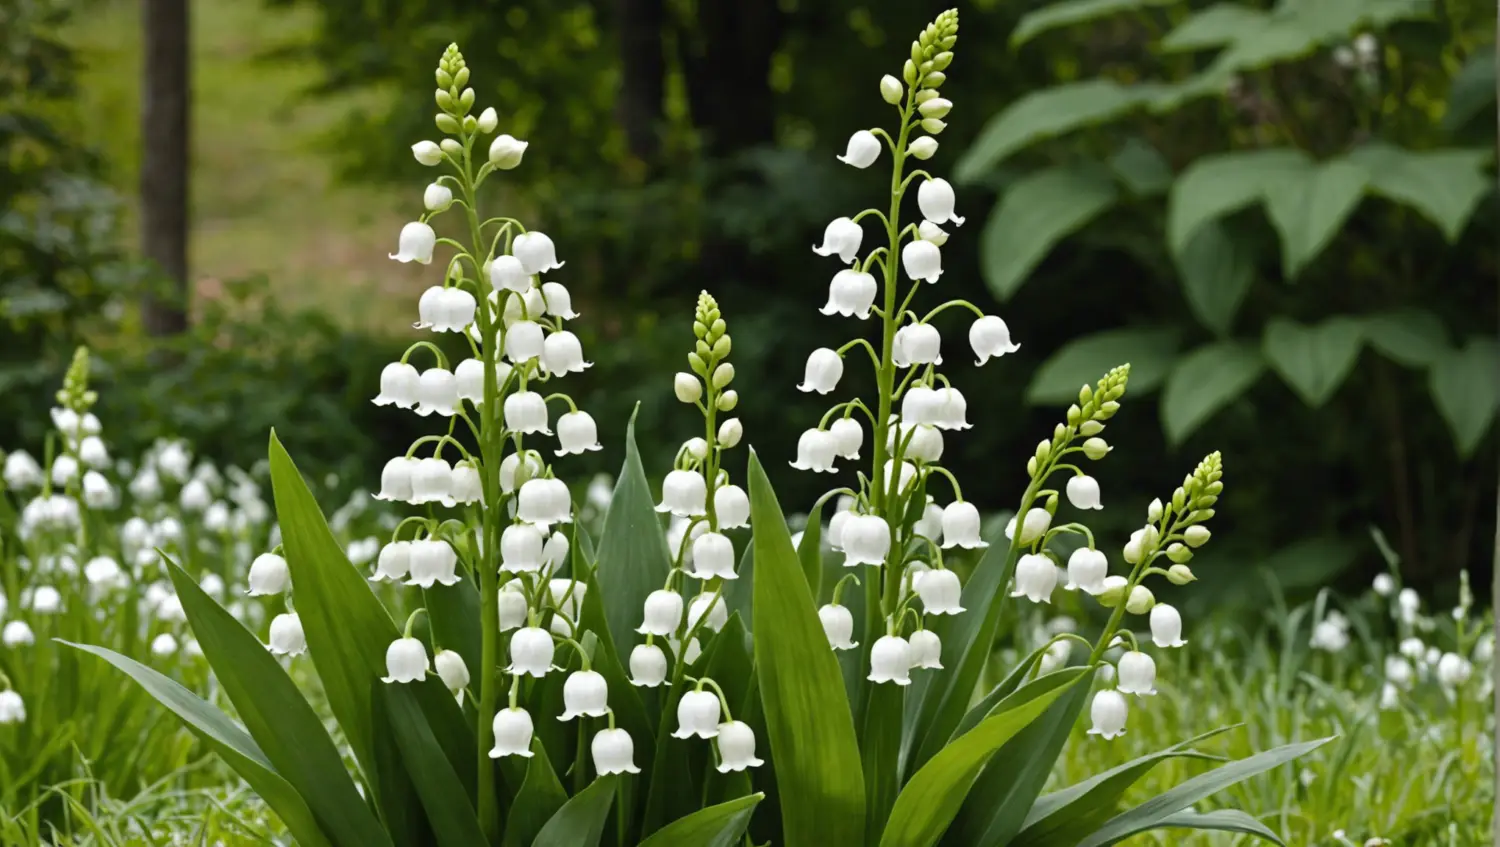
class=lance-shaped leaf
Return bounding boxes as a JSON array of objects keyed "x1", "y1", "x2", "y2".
[
  {"x1": 377, "y1": 685, "x2": 486, "y2": 847},
  {"x1": 502, "y1": 738, "x2": 568, "y2": 847},
  {"x1": 533, "y1": 775, "x2": 618, "y2": 847},
  {"x1": 980, "y1": 164, "x2": 1119, "y2": 301},
  {"x1": 637, "y1": 794, "x2": 764, "y2": 847},
  {"x1": 594, "y1": 407, "x2": 674, "y2": 663}
]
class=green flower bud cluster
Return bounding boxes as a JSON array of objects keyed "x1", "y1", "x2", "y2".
[
  {"x1": 1028, "y1": 364, "x2": 1129, "y2": 479},
  {"x1": 433, "y1": 43, "x2": 478, "y2": 136},
  {"x1": 687, "y1": 291, "x2": 737, "y2": 412},
  {"x1": 55, "y1": 346, "x2": 97, "y2": 414},
  {"x1": 902, "y1": 9, "x2": 957, "y2": 137}
]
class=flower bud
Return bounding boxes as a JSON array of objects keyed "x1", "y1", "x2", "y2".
[
  {"x1": 477, "y1": 107, "x2": 498, "y2": 133},
  {"x1": 717, "y1": 418, "x2": 742, "y2": 448},
  {"x1": 908, "y1": 136, "x2": 939, "y2": 160},
  {"x1": 674, "y1": 373, "x2": 702, "y2": 404},
  {"x1": 1184, "y1": 525, "x2": 1211, "y2": 547},
  {"x1": 1034, "y1": 440, "x2": 1051, "y2": 462},
  {"x1": 488, "y1": 134, "x2": 528, "y2": 169},
  {"x1": 1166, "y1": 564, "x2": 1197, "y2": 585},
  {"x1": 435, "y1": 89, "x2": 454, "y2": 110},
  {"x1": 423, "y1": 183, "x2": 453, "y2": 212},
  {"x1": 1125, "y1": 584, "x2": 1156, "y2": 614},
  {"x1": 1079, "y1": 420, "x2": 1104, "y2": 436},
  {"x1": 920, "y1": 118, "x2": 946, "y2": 134},
  {"x1": 717, "y1": 390, "x2": 739, "y2": 411},
  {"x1": 1082, "y1": 438, "x2": 1112, "y2": 460},
  {"x1": 411, "y1": 140, "x2": 443, "y2": 166},
  {"x1": 917, "y1": 97, "x2": 952, "y2": 118},
  {"x1": 880, "y1": 74, "x2": 903, "y2": 104},
  {"x1": 1166, "y1": 543, "x2": 1194, "y2": 564},
  {"x1": 711, "y1": 363, "x2": 735, "y2": 390},
  {"x1": 1096, "y1": 575, "x2": 1128, "y2": 607},
  {"x1": 440, "y1": 138, "x2": 463, "y2": 157}
]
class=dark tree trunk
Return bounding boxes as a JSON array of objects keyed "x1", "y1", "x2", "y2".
[
  {"x1": 676, "y1": 2, "x2": 784, "y2": 156},
  {"x1": 140, "y1": 0, "x2": 190, "y2": 337},
  {"x1": 617, "y1": 0, "x2": 666, "y2": 162}
]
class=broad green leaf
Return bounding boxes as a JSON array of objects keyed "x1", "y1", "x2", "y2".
[
  {"x1": 1026, "y1": 327, "x2": 1179, "y2": 405},
  {"x1": 1261, "y1": 158, "x2": 1367, "y2": 279},
  {"x1": 269, "y1": 434, "x2": 475, "y2": 809},
  {"x1": 594, "y1": 408, "x2": 674, "y2": 663},
  {"x1": 1010, "y1": 749, "x2": 1223, "y2": 846},
  {"x1": 1161, "y1": 342, "x2": 1265, "y2": 444},
  {"x1": 1075, "y1": 737, "x2": 1333, "y2": 847},
  {"x1": 1175, "y1": 220, "x2": 1254, "y2": 336},
  {"x1": 956, "y1": 81, "x2": 1147, "y2": 182},
  {"x1": 1167, "y1": 149, "x2": 1306, "y2": 257},
  {"x1": 1262, "y1": 317, "x2": 1364, "y2": 407},
  {"x1": 1140, "y1": 809, "x2": 1284, "y2": 842},
  {"x1": 1108, "y1": 138, "x2": 1173, "y2": 197},
  {"x1": 747, "y1": 451, "x2": 865, "y2": 847},
  {"x1": 577, "y1": 567, "x2": 653, "y2": 761},
  {"x1": 1347, "y1": 143, "x2": 1492, "y2": 241},
  {"x1": 63, "y1": 642, "x2": 333, "y2": 847},
  {"x1": 1011, "y1": 0, "x2": 1171, "y2": 48},
  {"x1": 162, "y1": 560, "x2": 391, "y2": 847},
  {"x1": 864, "y1": 683, "x2": 903, "y2": 840},
  {"x1": 641, "y1": 679, "x2": 703, "y2": 836},
  {"x1": 1362, "y1": 309, "x2": 1449, "y2": 368},
  {"x1": 637, "y1": 794, "x2": 763, "y2": 847},
  {"x1": 1442, "y1": 52, "x2": 1496, "y2": 134},
  {"x1": 502, "y1": 738, "x2": 568, "y2": 847},
  {"x1": 947, "y1": 642, "x2": 1049, "y2": 741},
  {"x1": 880, "y1": 668, "x2": 1089, "y2": 847},
  {"x1": 1429, "y1": 338, "x2": 1500, "y2": 456},
  {"x1": 798, "y1": 499, "x2": 825, "y2": 598},
  {"x1": 425, "y1": 578, "x2": 482, "y2": 681},
  {"x1": 377, "y1": 685, "x2": 487, "y2": 847},
  {"x1": 1161, "y1": 4, "x2": 1268, "y2": 52},
  {"x1": 533, "y1": 775, "x2": 618, "y2": 847},
  {"x1": 980, "y1": 165, "x2": 1119, "y2": 301}
]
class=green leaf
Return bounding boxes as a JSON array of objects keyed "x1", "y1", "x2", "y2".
[
  {"x1": 577, "y1": 566, "x2": 653, "y2": 760},
  {"x1": 1362, "y1": 309, "x2": 1450, "y2": 368},
  {"x1": 1347, "y1": 143, "x2": 1492, "y2": 241},
  {"x1": 425, "y1": 578, "x2": 483, "y2": 681},
  {"x1": 1174, "y1": 220, "x2": 1254, "y2": 336},
  {"x1": 1167, "y1": 149, "x2": 1306, "y2": 257},
  {"x1": 533, "y1": 775, "x2": 618, "y2": 847},
  {"x1": 1025, "y1": 328, "x2": 1180, "y2": 404},
  {"x1": 1429, "y1": 338, "x2": 1500, "y2": 456},
  {"x1": 637, "y1": 794, "x2": 764, "y2": 847},
  {"x1": 62, "y1": 642, "x2": 333, "y2": 847},
  {"x1": 1141, "y1": 809, "x2": 1284, "y2": 843},
  {"x1": 980, "y1": 165, "x2": 1119, "y2": 301},
  {"x1": 955, "y1": 81, "x2": 1147, "y2": 182},
  {"x1": 747, "y1": 450, "x2": 865, "y2": 847},
  {"x1": 1075, "y1": 737, "x2": 1333, "y2": 847},
  {"x1": 1160, "y1": 342, "x2": 1266, "y2": 443},
  {"x1": 1108, "y1": 138, "x2": 1173, "y2": 197},
  {"x1": 880, "y1": 669, "x2": 1089, "y2": 847},
  {"x1": 798, "y1": 499, "x2": 825, "y2": 598},
  {"x1": 1161, "y1": 4, "x2": 1268, "y2": 52},
  {"x1": 377, "y1": 685, "x2": 487, "y2": 847},
  {"x1": 1011, "y1": 0, "x2": 1172, "y2": 48},
  {"x1": 594, "y1": 407, "x2": 674, "y2": 662},
  {"x1": 1442, "y1": 51, "x2": 1496, "y2": 134},
  {"x1": 502, "y1": 738, "x2": 568, "y2": 847},
  {"x1": 1261, "y1": 158, "x2": 1367, "y2": 279},
  {"x1": 1262, "y1": 317, "x2": 1364, "y2": 407},
  {"x1": 161, "y1": 559, "x2": 391, "y2": 847},
  {"x1": 947, "y1": 642, "x2": 1050, "y2": 740}
]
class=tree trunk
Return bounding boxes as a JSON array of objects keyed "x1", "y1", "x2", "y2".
[
  {"x1": 140, "y1": 0, "x2": 190, "y2": 337},
  {"x1": 676, "y1": 2, "x2": 784, "y2": 156},
  {"x1": 616, "y1": 0, "x2": 666, "y2": 163}
]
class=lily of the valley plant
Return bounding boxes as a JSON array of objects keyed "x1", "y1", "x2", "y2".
[{"x1": 79, "y1": 16, "x2": 1327, "y2": 847}]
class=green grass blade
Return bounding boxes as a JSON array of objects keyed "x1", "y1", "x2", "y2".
[
  {"x1": 593, "y1": 408, "x2": 674, "y2": 658},
  {"x1": 532, "y1": 775, "x2": 619, "y2": 847},
  {"x1": 747, "y1": 450, "x2": 865, "y2": 847},
  {"x1": 501, "y1": 738, "x2": 568, "y2": 847},
  {"x1": 162, "y1": 559, "x2": 391, "y2": 847},
  {"x1": 1109, "y1": 809, "x2": 1283, "y2": 844},
  {"x1": 60, "y1": 641, "x2": 333, "y2": 847},
  {"x1": 636, "y1": 794, "x2": 764, "y2": 847},
  {"x1": 377, "y1": 685, "x2": 487, "y2": 847}
]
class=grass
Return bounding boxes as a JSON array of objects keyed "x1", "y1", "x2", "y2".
[{"x1": 61, "y1": 0, "x2": 422, "y2": 332}]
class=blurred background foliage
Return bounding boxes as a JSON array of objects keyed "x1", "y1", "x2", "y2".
[{"x1": 1, "y1": 0, "x2": 1494, "y2": 614}]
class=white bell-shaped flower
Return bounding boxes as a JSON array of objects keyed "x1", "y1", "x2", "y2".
[
  {"x1": 899, "y1": 424, "x2": 943, "y2": 464},
  {"x1": 3, "y1": 451, "x2": 42, "y2": 490},
  {"x1": 868, "y1": 635, "x2": 913, "y2": 685},
  {"x1": 820, "y1": 269, "x2": 878, "y2": 318},
  {"x1": 517, "y1": 478, "x2": 572, "y2": 525},
  {"x1": 916, "y1": 568, "x2": 964, "y2": 614},
  {"x1": 638, "y1": 590, "x2": 684, "y2": 636},
  {"x1": 812, "y1": 217, "x2": 864, "y2": 262},
  {"x1": 78, "y1": 436, "x2": 108, "y2": 468},
  {"x1": 1123, "y1": 525, "x2": 1161, "y2": 565},
  {"x1": 542, "y1": 533, "x2": 571, "y2": 573},
  {"x1": 1007, "y1": 507, "x2": 1053, "y2": 545},
  {"x1": 1436, "y1": 653, "x2": 1473, "y2": 688},
  {"x1": 84, "y1": 556, "x2": 124, "y2": 589},
  {"x1": 416, "y1": 286, "x2": 444, "y2": 329},
  {"x1": 560, "y1": 669, "x2": 610, "y2": 720},
  {"x1": 969, "y1": 316, "x2": 1020, "y2": 364},
  {"x1": 939, "y1": 502, "x2": 986, "y2": 549},
  {"x1": 836, "y1": 130, "x2": 881, "y2": 168},
  {"x1": 434, "y1": 649, "x2": 470, "y2": 698},
  {"x1": 556, "y1": 411, "x2": 602, "y2": 455},
  {"x1": 513, "y1": 231, "x2": 563, "y2": 274},
  {"x1": 2, "y1": 621, "x2": 34, "y2": 647},
  {"x1": 1087, "y1": 689, "x2": 1128, "y2": 739},
  {"x1": 488, "y1": 255, "x2": 531, "y2": 293},
  {"x1": 883, "y1": 459, "x2": 918, "y2": 495},
  {"x1": 501, "y1": 287, "x2": 547, "y2": 327},
  {"x1": 909, "y1": 629, "x2": 943, "y2": 669},
  {"x1": 389, "y1": 222, "x2": 436, "y2": 264},
  {"x1": 915, "y1": 501, "x2": 944, "y2": 544},
  {"x1": 918, "y1": 220, "x2": 948, "y2": 245},
  {"x1": 452, "y1": 358, "x2": 486, "y2": 405},
  {"x1": 687, "y1": 592, "x2": 728, "y2": 632},
  {"x1": 508, "y1": 626, "x2": 555, "y2": 677},
  {"x1": 248, "y1": 553, "x2": 290, "y2": 596},
  {"x1": 656, "y1": 469, "x2": 707, "y2": 516},
  {"x1": 81, "y1": 471, "x2": 114, "y2": 509},
  {"x1": 504, "y1": 320, "x2": 545, "y2": 363},
  {"x1": 892, "y1": 323, "x2": 942, "y2": 366},
  {"x1": 715, "y1": 720, "x2": 765, "y2": 772},
  {"x1": 1012, "y1": 553, "x2": 1058, "y2": 603},
  {"x1": 498, "y1": 585, "x2": 528, "y2": 632},
  {"x1": 930, "y1": 387, "x2": 968, "y2": 430},
  {"x1": 503, "y1": 391, "x2": 551, "y2": 435},
  {"x1": 672, "y1": 689, "x2": 722, "y2": 739},
  {"x1": 415, "y1": 368, "x2": 458, "y2": 417},
  {"x1": 0, "y1": 690, "x2": 25, "y2": 724},
  {"x1": 819, "y1": 418, "x2": 860, "y2": 461},
  {"x1": 692, "y1": 532, "x2": 737, "y2": 580},
  {"x1": 31, "y1": 586, "x2": 61, "y2": 614},
  {"x1": 406, "y1": 538, "x2": 461, "y2": 587},
  {"x1": 268, "y1": 613, "x2": 307, "y2": 656},
  {"x1": 630, "y1": 643, "x2": 668, "y2": 687},
  {"x1": 374, "y1": 362, "x2": 421, "y2": 407},
  {"x1": 540, "y1": 282, "x2": 579, "y2": 319},
  {"x1": 917, "y1": 177, "x2": 965, "y2": 226},
  {"x1": 818, "y1": 604, "x2": 857, "y2": 650},
  {"x1": 592, "y1": 728, "x2": 641, "y2": 775},
  {"x1": 437, "y1": 288, "x2": 477, "y2": 332},
  {"x1": 150, "y1": 633, "x2": 179, "y2": 657},
  {"x1": 902, "y1": 386, "x2": 942, "y2": 425},
  {"x1": 501, "y1": 523, "x2": 546, "y2": 573},
  {"x1": 51, "y1": 455, "x2": 79, "y2": 487},
  {"x1": 799, "y1": 348, "x2": 844, "y2": 394},
  {"x1": 1065, "y1": 548, "x2": 1108, "y2": 594},
  {"x1": 1149, "y1": 604, "x2": 1187, "y2": 648},
  {"x1": 412, "y1": 140, "x2": 443, "y2": 166},
  {"x1": 499, "y1": 451, "x2": 543, "y2": 494},
  {"x1": 488, "y1": 707, "x2": 534, "y2": 758},
  {"x1": 409, "y1": 457, "x2": 453, "y2": 505},
  {"x1": 373, "y1": 541, "x2": 411, "y2": 582},
  {"x1": 541, "y1": 331, "x2": 591, "y2": 375},
  {"x1": 901, "y1": 240, "x2": 943, "y2": 283},
  {"x1": 382, "y1": 637, "x2": 429, "y2": 683},
  {"x1": 789, "y1": 428, "x2": 838, "y2": 473},
  {"x1": 1066, "y1": 475, "x2": 1103, "y2": 510},
  {"x1": 841, "y1": 514, "x2": 891, "y2": 567},
  {"x1": 1116, "y1": 651, "x2": 1157, "y2": 696},
  {"x1": 375, "y1": 456, "x2": 417, "y2": 502},
  {"x1": 488, "y1": 134, "x2": 528, "y2": 170},
  {"x1": 423, "y1": 182, "x2": 453, "y2": 211},
  {"x1": 714, "y1": 484, "x2": 750, "y2": 529}
]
